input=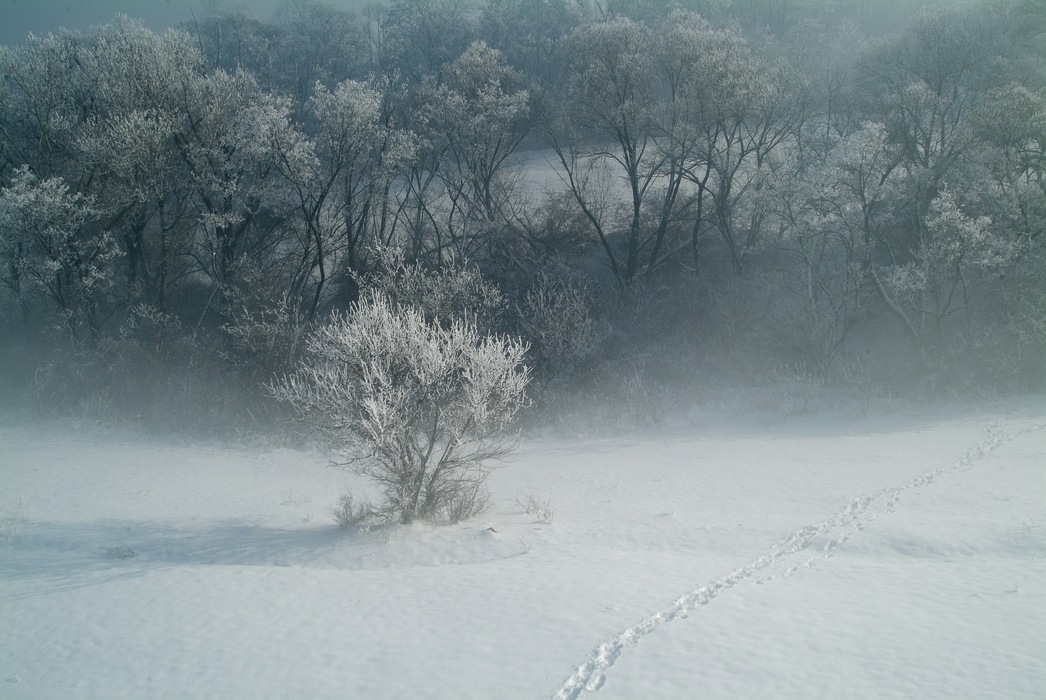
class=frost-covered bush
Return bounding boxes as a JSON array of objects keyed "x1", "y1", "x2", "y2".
[
  {"x1": 517, "y1": 272, "x2": 604, "y2": 391},
  {"x1": 361, "y1": 246, "x2": 505, "y2": 334},
  {"x1": 222, "y1": 294, "x2": 307, "y2": 380},
  {"x1": 272, "y1": 294, "x2": 530, "y2": 523}
]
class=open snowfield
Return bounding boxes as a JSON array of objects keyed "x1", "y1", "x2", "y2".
[{"x1": 1, "y1": 399, "x2": 1044, "y2": 699}]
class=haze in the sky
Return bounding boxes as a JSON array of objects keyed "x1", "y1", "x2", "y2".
[
  {"x1": 1, "y1": 0, "x2": 978, "y2": 47},
  {"x1": 0, "y1": 0, "x2": 362, "y2": 47}
]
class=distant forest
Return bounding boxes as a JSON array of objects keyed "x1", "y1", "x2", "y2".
[{"x1": 1, "y1": 0, "x2": 1043, "y2": 431}]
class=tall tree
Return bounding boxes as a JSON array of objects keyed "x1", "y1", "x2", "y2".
[
  {"x1": 661, "y1": 10, "x2": 795, "y2": 275},
  {"x1": 547, "y1": 17, "x2": 660, "y2": 285}
]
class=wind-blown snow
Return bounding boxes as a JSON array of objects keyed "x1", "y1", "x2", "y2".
[{"x1": 1, "y1": 402, "x2": 1044, "y2": 699}]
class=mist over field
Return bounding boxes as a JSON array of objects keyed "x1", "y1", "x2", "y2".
[{"x1": 0, "y1": 1, "x2": 1044, "y2": 696}]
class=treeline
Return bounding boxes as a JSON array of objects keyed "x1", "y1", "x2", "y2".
[{"x1": 1, "y1": 0, "x2": 1043, "y2": 428}]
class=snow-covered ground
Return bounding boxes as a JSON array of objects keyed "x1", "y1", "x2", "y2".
[{"x1": 1, "y1": 400, "x2": 1043, "y2": 699}]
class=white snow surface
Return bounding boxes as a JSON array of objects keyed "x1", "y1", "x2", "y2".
[{"x1": 1, "y1": 401, "x2": 1044, "y2": 699}]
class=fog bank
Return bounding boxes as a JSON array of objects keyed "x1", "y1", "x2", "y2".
[{"x1": 0, "y1": 0, "x2": 363, "y2": 46}]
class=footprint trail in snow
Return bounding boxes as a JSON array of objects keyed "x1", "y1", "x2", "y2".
[{"x1": 551, "y1": 421, "x2": 1045, "y2": 700}]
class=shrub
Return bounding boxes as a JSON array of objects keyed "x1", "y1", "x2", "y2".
[
  {"x1": 272, "y1": 294, "x2": 530, "y2": 523},
  {"x1": 330, "y1": 489, "x2": 378, "y2": 528},
  {"x1": 517, "y1": 272, "x2": 604, "y2": 392},
  {"x1": 360, "y1": 246, "x2": 505, "y2": 335},
  {"x1": 222, "y1": 294, "x2": 308, "y2": 380}
]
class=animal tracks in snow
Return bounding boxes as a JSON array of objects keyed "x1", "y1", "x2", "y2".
[{"x1": 551, "y1": 421, "x2": 1044, "y2": 700}]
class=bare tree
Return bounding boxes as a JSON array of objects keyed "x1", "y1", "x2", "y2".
[
  {"x1": 775, "y1": 123, "x2": 907, "y2": 366},
  {"x1": 662, "y1": 11, "x2": 795, "y2": 275},
  {"x1": 547, "y1": 17, "x2": 661, "y2": 285}
]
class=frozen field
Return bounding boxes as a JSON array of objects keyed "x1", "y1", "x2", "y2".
[{"x1": 1, "y1": 400, "x2": 1044, "y2": 699}]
